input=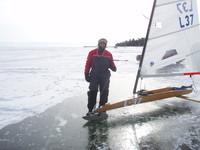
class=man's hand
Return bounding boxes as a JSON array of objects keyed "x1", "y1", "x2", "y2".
[
  {"x1": 85, "y1": 73, "x2": 90, "y2": 82},
  {"x1": 110, "y1": 66, "x2": 117, "y2": 72}
]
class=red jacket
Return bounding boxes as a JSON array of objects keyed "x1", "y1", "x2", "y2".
[{"x1": 85, "y1": 48, "x2": 116, "y2": 73}]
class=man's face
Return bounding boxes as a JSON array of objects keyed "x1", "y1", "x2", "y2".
[{"x1": 99, "y1": 42, "x2": 106, "y2": 49}]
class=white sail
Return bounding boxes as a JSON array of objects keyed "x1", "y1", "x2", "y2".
[{"x1": 140, "y1": 0, "x2": 200, "y2": 78}]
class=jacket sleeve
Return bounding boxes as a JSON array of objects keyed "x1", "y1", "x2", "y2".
[{"x1": 84, "y1": 51, "x2": 93, "y2": 73}]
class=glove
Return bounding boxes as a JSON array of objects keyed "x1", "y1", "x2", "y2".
[
  {"x1": 110, "y1": 66, "x2": 117, "y2": 72},
  {"x1": 85, "y1": 73, "x2": 90, "y2": 82}
]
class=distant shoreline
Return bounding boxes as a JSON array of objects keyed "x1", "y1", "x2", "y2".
[{"x1": 83, "y1": 46, "x2": 116, "y2": 48}]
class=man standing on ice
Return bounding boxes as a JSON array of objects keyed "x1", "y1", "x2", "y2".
[{"x1": 84, "y1": 38, "x2": 117, "y2": 116}]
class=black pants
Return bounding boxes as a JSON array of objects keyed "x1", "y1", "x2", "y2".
[{"x1": 87, "y1": 73, "x2": 110, "y2": 112}]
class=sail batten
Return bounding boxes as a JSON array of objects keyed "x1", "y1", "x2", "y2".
[
  {"x1": 156, "y1": 0, "x2": 187, "y2": 7},
  {"x1": 141, "y1": 72, "x2": 200, "y2": 78},
  {"x1": 149, "y1": 24, "x2": 200, "y2": 41}
]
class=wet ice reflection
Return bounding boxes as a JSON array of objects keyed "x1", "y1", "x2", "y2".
[{"x1": 109, "y1": 125, "x2": 139, "y2": 150}]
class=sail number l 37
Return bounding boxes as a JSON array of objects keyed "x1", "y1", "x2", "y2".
[{"x1": 176, "y1": 1, "x2": 194, "y2": 28}]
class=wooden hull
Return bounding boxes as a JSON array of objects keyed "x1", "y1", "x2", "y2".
[{"x1": 93, "y1": 87, "x2": 192, "y2": 113}]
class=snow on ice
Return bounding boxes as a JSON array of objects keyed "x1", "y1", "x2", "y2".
[{"x1": 0, "y1": 46, "x2": 141, "y2": 129}]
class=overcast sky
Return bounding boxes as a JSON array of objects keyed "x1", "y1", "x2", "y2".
[{"x1": 0, "y1": 0, "x2": 199, "y2": 46}]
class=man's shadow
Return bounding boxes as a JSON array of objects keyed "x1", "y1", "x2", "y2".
[{"x1": 83, "y1": 120, "x2": 110, "y2": 150}]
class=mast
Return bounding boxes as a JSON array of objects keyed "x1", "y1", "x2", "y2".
[{"x1": 133, "y1": 0, "x2": 157, "y2": 94}]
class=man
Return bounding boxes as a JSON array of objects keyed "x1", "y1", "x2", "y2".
[{"x1": 84, "y1": 38, "x2": 117, "y2": 116}]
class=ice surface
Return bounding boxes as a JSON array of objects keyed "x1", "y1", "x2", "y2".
[
  {"x1": 0, "y1": 47, "x2": 89, "y2": 129},
  {"x1": 0, "y1": 46, "x2": 200, "y2": 149},
  {"x1": 0, "y1": 46, "x2": 142, "y2": 129}
]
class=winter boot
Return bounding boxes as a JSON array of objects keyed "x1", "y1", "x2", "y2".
[{"x1": 86, "y1": 112, "x2": 94, "y2": 117}]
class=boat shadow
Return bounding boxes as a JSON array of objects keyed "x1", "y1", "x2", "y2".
[
  {"x1": 108, "y1": 101, "x2": 192, "y2": 126},
  {"x1": 104, "y1": 100, "x2": 200, "y2": 150}
]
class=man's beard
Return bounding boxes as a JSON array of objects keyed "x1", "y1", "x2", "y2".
[{"x1": 98, "y1": 46, "x2": 105, "y2": 51}]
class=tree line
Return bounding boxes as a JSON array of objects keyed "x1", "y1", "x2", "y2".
[{"x1": 115, "y1": 38, "x2": 145, "y2": 46}]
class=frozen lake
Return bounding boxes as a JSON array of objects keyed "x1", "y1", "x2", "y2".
[{"x1": 0, "y1": 46, "x2": 200, "y2": 149}]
